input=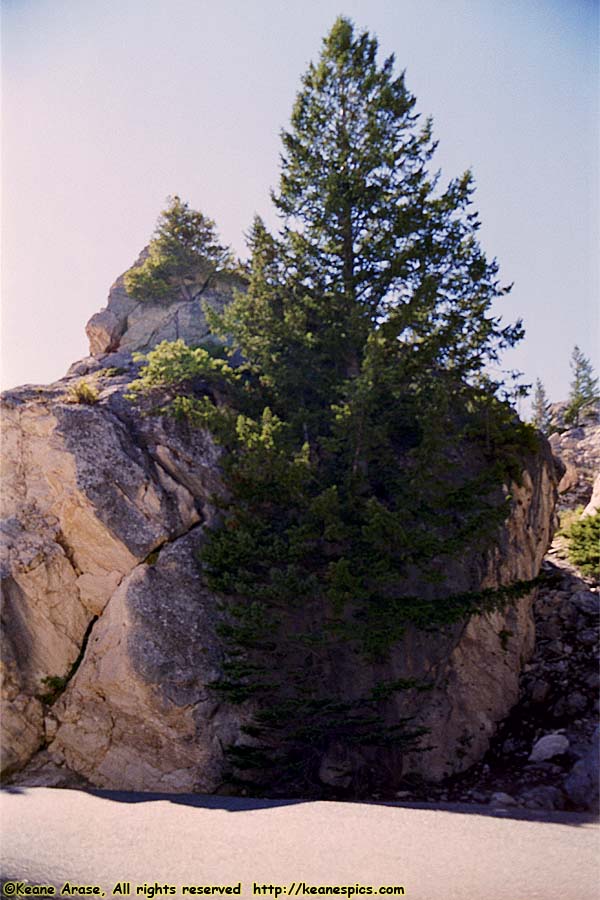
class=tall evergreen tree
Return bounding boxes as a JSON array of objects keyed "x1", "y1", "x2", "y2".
[
  {"x1": 564, "y1": 345, "x2": 599, "y2": 426},
  {"x1": 531, "y1": 379, "x2": 552, "y2": 434},
  {"x1": 134, "y1": 18, "x2": 535, "y2": 796},
  {"x1": 217, "y1": 16, "x2": 522, "y2": 418}
]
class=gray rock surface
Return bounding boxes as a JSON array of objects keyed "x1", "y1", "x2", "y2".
[
  {"x1": 582, "y1": 473, "x2": 600, "y2": 518},
  {"x1": 549, "y1": 422, "x2": 600, "y2": 511},
  {"x1": 520, "y1": 785, "x2": 565, "y2": 811},
  {"x1": 47, "y1": 529, "x2": 249, "y2": 792},
  {"x1": 564, "y1": 726, "x2": 600, "y2": 810},
  {"x1": 489, "y1": 791, "x2": 516, "y2": 807},
  {"x1": 529, "y1": 733, "x2": 570, "y2": 763},
  {"x1": 85, "y1": 249, "x2": 246, "y2": 358}
]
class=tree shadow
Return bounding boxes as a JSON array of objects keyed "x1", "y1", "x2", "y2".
[{"x1": 3, "y1": 785, "x2": 595, "y2": 826}]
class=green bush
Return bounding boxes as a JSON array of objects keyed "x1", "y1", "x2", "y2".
[
  {"x1": 68, "y1": 380, "x2": 99, "y2": 405},
  {"x1": 567, "y1": 511, "x2": 600, "y2": 577}
]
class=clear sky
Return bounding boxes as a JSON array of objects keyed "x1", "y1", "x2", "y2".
[{"x1": 2, "y1": 0, "x2": 598, "y2": 413}]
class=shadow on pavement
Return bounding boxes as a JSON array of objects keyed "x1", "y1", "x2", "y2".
[{"x1": 3, "y1": 785, "x2": 596, "y2": 826}]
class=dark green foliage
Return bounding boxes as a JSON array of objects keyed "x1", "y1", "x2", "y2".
[
  {"x1": 210, "y1": 18, "x2": 522, "y2": 425},
  {"x1": 130, "y1": 18, "x2": 534, "y2": 797},
  {"x1": 564, "y1": 345, "x2": 599, "y2": 426},
  {"x1": 124, "y1": 195, "x2": 235, "y2": 303},
  {"x1": 498, "y1": 629, "x2": 513, "y2": 651},
  {"x1": 38, "y1": 675, "x2": 68, "y2": 705},
  {"x1": 531, "y1": 378, "x2": 552, "y2": 434},
  {"x1": 567, "y1": 512, "x2": 600, "y2": 577}
]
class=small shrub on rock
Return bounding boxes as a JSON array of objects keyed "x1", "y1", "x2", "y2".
[{"x1": 68, "y1": 380, "x2": 99, "y2": 405}]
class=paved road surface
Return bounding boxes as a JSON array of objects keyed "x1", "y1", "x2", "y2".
[{"x1": 1, "y1": 788, "x2": 598, "y2": 900}]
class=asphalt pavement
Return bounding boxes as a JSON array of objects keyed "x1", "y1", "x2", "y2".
[{"x1": 1, "y1": 788, "x2": 598, "y2": 900}]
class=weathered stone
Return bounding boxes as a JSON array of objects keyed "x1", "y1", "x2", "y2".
[
  {"x1": 84, "y1": 251, "x2": 246, "y2": 359},
  {"x1": 529, "y1": 733, "x2": 570, "y2": 762},
  {"x1": 563, "y1": 727, "x2": 599, "y2": 811},
  {"x1": 0, "y1": 375, "x2": 220, "y2": 775},
  {"x1": 530, "y1": 680, "x2": 550, "y2": 704},
  {"x1": 47, "y1": 530, "x2": 249, "y2": 792},
  {"x1": 571, "y1": 591, "x2": 600, "y2": 616},
  {"x1": 520, "y1": 785, "x2": 565, "y2": 811},
  {"x1": 558, "y1": 462, "x2": 579, "y2": 494},
  {"x1": 489, "y1": 791, "x2": 516, "y2": 807},
  {"x1": 582, "y1": 473, "x2": 600, "y2": 517},
  {"x1": 566, "y1": 692, "x2": 588, "y2": 715},
  {"x1": 86, "y1": 309, "x2": 123, "y2": 357},
  {"x1": 549, "y1": 422, "x2": 600, "y2": 510},
  {"x1": 535, "y1": 619, "x2": 563, "y2": 641},
  {"x1": 579, "y1": 629, "x2": 598, "y2": 646}
]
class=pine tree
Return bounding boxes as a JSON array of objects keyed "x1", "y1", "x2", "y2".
[
  {"x1": 564, "y1": 345, "x2": 599, "y2": 426},
  {"x1": 531, "y1": 379, "x2": 552, "y2": 434},
  {"x1": 217, "y1": 16, "x2": 522, "y2": 414},
  {"x1": 125, "y1": 195, "x2": 234, "y2": 303},
  {"x1": 133, "y1": 18, "x2": 535, "y2": 796}
]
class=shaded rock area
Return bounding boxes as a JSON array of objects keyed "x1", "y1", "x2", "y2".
[
  {"x1": 387, "y1": 425, "x2": 600, "y2": 813},
  {"x1": 410, "y1": 555, "x2": 599, "y2": 813}
]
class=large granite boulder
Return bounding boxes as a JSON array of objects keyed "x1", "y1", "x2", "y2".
[{"x1": 1, "y1": 361, "x2": 562, "y2": 790}]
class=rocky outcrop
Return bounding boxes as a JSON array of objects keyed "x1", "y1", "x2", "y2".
[
  {"x1": 550, "y1": 423, "x2": 600, "y2": 510},
  {"x1": 0, "y1": 368, "x2": 226, "y2": 780},
  {"x1": 582, "y1": 474, "x2": 600, "y2": 518},
  {"x1": 335, "y1": 447, "x2": 560, "y2": 784},
  {"x1": 84, "y1": 250, "x2": 245, "y2": 360},
  {"x1": 1, "y1": 253, "x2": 565, "y2": 792},
  {"x1": 1, "y1": 358, "x2": 562, "y2": 791}
]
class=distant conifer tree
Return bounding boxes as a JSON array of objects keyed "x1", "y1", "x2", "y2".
[
  {"x1": 564, "y1": 346, "x2": 599, "y2": 426},
  {"x1": 125, "y1": 195, "x2": 233, "y2": 303},
  {"x1": 531, "y1": 379, "x2": 552, "y2": 434}
]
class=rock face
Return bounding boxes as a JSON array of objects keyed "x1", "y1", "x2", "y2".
[
  {"x1": 582, "y1": 473, "x2": 600, "y2": 518},
  {"x1": 367, "y1": 448, "x2": 559, "y2": 783},
  {"x1": 549, "y1": 422, "x2": 600, "y2": 511},
  {"x1": 0, "y1": 370, "x2": 227, "y2": 782},
  {"x1": 1, "y1": 361, "x2": 561, "y2": 791},
  {"x1": 84, "y1": 250, "x2": 245, "y2": 360},
  {"x1": 47, "y1": 530, "x2": 246, "y2": 792}
]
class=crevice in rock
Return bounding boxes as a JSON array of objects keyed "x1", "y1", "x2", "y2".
[
  {"x1": 54, "y1": 529, "x2": 83, "y2": 576},
  {"x1": 40, "y1": 614, "x2": 99, "y2": 707},
  {"x1": 138, "y1": 520, "x2": 206, "y2": 571}
]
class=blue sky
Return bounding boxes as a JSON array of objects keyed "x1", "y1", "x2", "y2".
[{"x1": 2, "y1": 0, "x2": 598, "y2": 412}]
